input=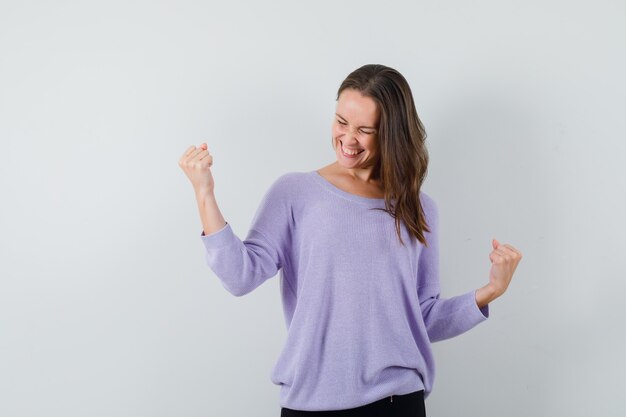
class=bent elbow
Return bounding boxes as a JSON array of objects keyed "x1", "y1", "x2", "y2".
[{"x1": 220, "y1": 279, "x2": 255, "y2": 297}]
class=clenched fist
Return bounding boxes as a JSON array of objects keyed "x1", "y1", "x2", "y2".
[
  {"x1": 487, "y1": 238, "x2": 523, "y2": 297},
  {"x1": 475, "y1": 239, "x2": 523, "y2": 308},
  {"x1": 178, "y1": 143, "x2": 215, "y2": 195}
]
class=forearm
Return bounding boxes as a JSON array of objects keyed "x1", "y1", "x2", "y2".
[
  {"x1": 195, "y1": 190, "x2": 227, "y2": 235},
  {"x1": 420, "y1": 288, "x2": 490, "y2": 342}
]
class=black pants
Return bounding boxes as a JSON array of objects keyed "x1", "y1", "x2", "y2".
[{"x1": 280, "y1": 389, "x2": 426, "y2": 417}]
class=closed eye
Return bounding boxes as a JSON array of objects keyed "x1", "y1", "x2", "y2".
[{"x1": 337, "y1": 119, "x2": 375, "y2": 134}]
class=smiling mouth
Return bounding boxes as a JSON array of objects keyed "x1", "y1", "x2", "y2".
[{"x1": 340, "y1": 142, "x2": 365, "y2": 156}]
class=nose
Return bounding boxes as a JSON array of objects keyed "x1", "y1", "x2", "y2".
[{"x1": 341, "y1": 125, "x2": 360, "y2": 144}]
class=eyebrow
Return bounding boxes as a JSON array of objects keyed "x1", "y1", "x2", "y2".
[{"x1": 335, "y1": 113, "x2": 378, "y2": 130}]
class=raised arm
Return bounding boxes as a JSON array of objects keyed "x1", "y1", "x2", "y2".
[
  {"x1": 416, "y1": 194, "x2": 489, "y2": 343},
  {"x1": 178, "y1": 142, "x2": 226, "y2": 235},
  {"x1": 179, "y1": 143, "x2": 292, "y2": 296},
  {"x1": 198, "y1": 175, "x2": 292, "y2": 297}
]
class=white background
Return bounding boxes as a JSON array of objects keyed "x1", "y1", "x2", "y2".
[{"x1": 1, "y1": 1, "x2": 624, "y2": 416}]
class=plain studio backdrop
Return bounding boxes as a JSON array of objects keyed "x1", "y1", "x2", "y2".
[{"x1": 1, "y1": 1, "x2": 624, "y2": 416}]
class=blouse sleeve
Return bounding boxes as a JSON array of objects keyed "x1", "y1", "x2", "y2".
[
  {"x1": 416, "y1": 193, "x2": 489, "y2": 342},
  {"x1": 199, "y1": 174, "x2": 294, "y2": 297}
]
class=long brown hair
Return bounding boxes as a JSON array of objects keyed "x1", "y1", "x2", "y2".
[{"x1": 337, "y1": 64, "x2": 431, "y2": 247}]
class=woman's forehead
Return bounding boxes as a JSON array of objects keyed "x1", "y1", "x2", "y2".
[{"x1": 336, "y1": 90, "x2": 379, "y2": 123}]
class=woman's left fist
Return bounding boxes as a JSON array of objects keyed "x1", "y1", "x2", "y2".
[{"x1": 488, "y1": 239, "x2": 523, "y2": 296}]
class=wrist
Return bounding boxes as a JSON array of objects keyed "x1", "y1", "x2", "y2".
[
  {"x1": 195, "y1": 188, "x2": 216, "y2": 201},
  {"x1": 475, "y1": 284, "x2": 498, "y2": 308}
]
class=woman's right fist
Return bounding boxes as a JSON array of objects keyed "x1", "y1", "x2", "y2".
[{"x1": 178, "y1": 143, "x2": 215, "y2": 194}]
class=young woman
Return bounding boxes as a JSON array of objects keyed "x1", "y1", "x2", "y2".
[{"x1": 179, "y1": 64, "x2": 522, "y2": 417}]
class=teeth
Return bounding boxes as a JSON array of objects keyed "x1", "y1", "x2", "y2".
[{"x1": 342, "y1": 146, "x2": 363, "y2": 155}]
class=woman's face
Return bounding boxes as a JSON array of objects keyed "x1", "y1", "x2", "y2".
[{"x1": 332, "y1": 88, "x2": 380, "y2": 169}]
